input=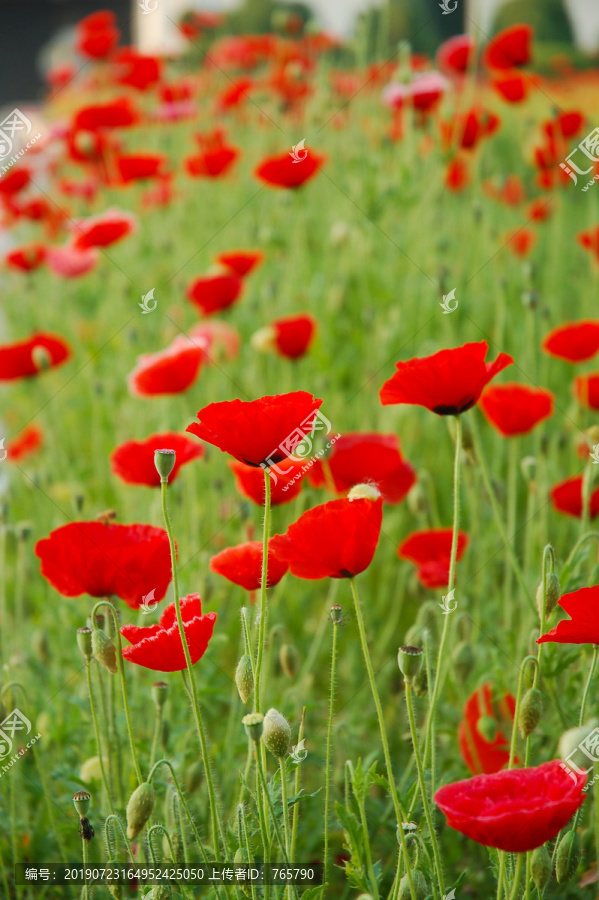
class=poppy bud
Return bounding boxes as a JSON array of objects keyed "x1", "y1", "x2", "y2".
[
  {"x1": 92, "y1": 628, "x2": 118, "y2": 674},
  {"x1": 536, "y1": 573, "x2": 560, "y2": 620},
  {"x1": 330, "y1": 604, "x2": 344, "y2": 624},
  {"x1": 531, "y1": 844, "x2": 552, "y2": 891},
  {"x1": 348, "y1": 483, "x2": 381, "y2": 502},
  {"x1": 126, "y1": 782, "x2": 155, "y2": 839},
  {"x1": 107, "y1": 874, "x2": 123, "y2": 899},
  {"x1": 32, "y1": 345, "x2": 52, "y2": 371},
  {"x1": 397, "y1": 645, "x2": 423, "y2": 681},
  {"x1": 279, "y1": 643, "x2": 300, "y2": 679},
  {"x1": 77, "y1": 627, "x2": 93, "y2": 660},
  {"x1": 152, "y1": 681, "x2": 169, "y2": 710},
  {"x1": 452, "y1": 640, "x2": 475, "y2": 684},
  {"x1": 262, "y1": 708, "x2": 292, "y2": 758},
  {"x1": 242, "y1": 712, "x2": 264, "y2": 743},
  {"x1": 235, "y1": 655, "x2": 254, "y2": 704},
  {"x1": 518, "y1": 687, "x2": 543, "y2": 738},
  {"x1": 556, "y1": 830, "x2": 581, "y2": 883},
  {"x1": 234, "y1": 847, "x2": 248, "y2": 865},
  {"x1": 185, "y1": 760, "x2": 203, "y2": 794},
  {"x1": 154, "y1": 449, "x2": 176, "y2": 482},
  {"x1": 398, "y1": 870, "x2": 428, "y2": 900},
  {"x1": 476, "y1": 715, "x2": 498, "y2": 743},
  {"x1": 73, "y1": 790, "x2": 91, "y2": 817}
]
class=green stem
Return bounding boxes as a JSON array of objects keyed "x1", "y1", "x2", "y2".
[
  {"x1": 580, "y1": 645, "x2": 598, "y2": 727},
  {"x1": 508, "y1": 854, "x2": 523, "y2": 900},
  {"x1": 149, "y1": 705, "x2": 163, "y2": 771},
  {"x1": 291, "y1": 707, "x2": 305, "y2": 864},
  {"x1": 103, "y1": 814, "x2": 136, "y2": 865},
  {"x1": 581, "y1": 458, "x2": 593, "y2": 537},
  {"x1": 255, "y1": 747, "x2": 298, "y2": 900},
  {"x1": 86, "y1": 660, "x2": 115, "y2": 814},
  {"x1": 349, "y1": 763, "x2": 379, "y2": 900},
  {"x1": 279, "y1": 757, "x2": 291, "y2": 861},
  {"x1": 349, "y1": 577, "x2": 417, "y2": 900},
  {"x1": 504, "y1": 438, "x2": 519, "y2": 631},
  {"x1": 324, "y1": 617, "x2": 338, "y2": 890},
  {"x1": 81, "y1": 833, "x2": 90, "y2": 900},
  {"x1": 255, "y1": 469, "x2": 272, "y2": 713}
]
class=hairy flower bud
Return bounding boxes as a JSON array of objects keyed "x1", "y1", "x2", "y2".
[
  {"x1": 556, "y1": 830, "x2": 581, "y2": 884},
  {"x1": 262, "y1": 708, "x2": 291, "y2": 758},
  {"x1": 279, "y1": 643, "x2": 300, "y2": 679},
  {"x1": 536, "y1": 573, "x2": 560, "y2": 620},
  {"x1": 185, "y1": 761, "x2": 203, "y2": 794},
  {"x1": 518, "y1": 688, "x2": 543, "y2": 738},
  {"x1": 92, "y1": 628, "x2": 118, "y2": 674},
  {"x1": 126, "y1": 782, "x2": 155, "y2": 840},
  {"x1": 398, "y1": 870, "x2": 428, "y2": 900},
  {"x1": 235, "y1": 655, "x2": 254, "y2": 704},
  {"x1": 531, "y1": 844, "x2": 552, "y2": 891}
]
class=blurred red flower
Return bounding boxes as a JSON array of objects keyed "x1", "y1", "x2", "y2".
[
  {"x1": 73, "y1": 98, "x2": 138, "y2": 131},
  {"x1": 128, "y1": 336, "x2": 203, "y2": 397},
  {"x1": 46, "y1": 243, "x2": 99, "y2": 278},
  {"x1": 550, "y1": 475, "x2": 599, "y2": 519},
  {"x1": 398, "y1": 528, "x2": 469, "y2": 588},
  {"x1": 187, "y1": 391, "x2": 323, "y2": 467},
  {"x1": 445, "y1": 157, "x2": 469, "y2": 192},
  {"x1": 577, "y1": 226, "x2": 599, "y2": 264},
  {"x1": 380, "y1": 341, "x2": 513, "y2": 415},
  {"x1": 505, "y1": 227, "x2": 536, "y2": 257},
  {"x1": 185, "y1": 129, "x2": 240, "y2": 178},
  {"x1": 6, "y1": 424, "x2": 43, "y2": 463},
  {"x1": 189, "y1": 320, "x2": 241, "y2": 363},
  {"x1": 527, "y1": 198, "x2": 552, "y2": 221},
  {"x1": 116, "y1": 154, "x2": 167, "y2": 183},
  {"x1": 255, "y1": 149, "x2": 325, "y2": 189},
  {"x1": 35, "y1": 521, "x2": 172, "y2": 608},
  {"x1": 270, "y1": 494, "x2": 383, "y2": 580},
  {"x1": 538, "y1": 585, "x2": 599, "y2": 645},
  {"x1": 542, "y1": 320, "x2": 599, "y2": 362},
  {"x1": 493, "y1": 72, "x2": 528, "y2": 103},
  {"x1": 308, "y1": 433, "x2": 415, "y2": 504},
  {"x1": 253, "y1": 313, "x2": 318, "y2": 360},
  {"x1": 484, "y1": 24, "x2": 533, "y2": 70},
  {"x1": 111, "y1": 432, "x2": 205, "y2": 487},
  {"x1": 436, "y1": 34, "x2": 476, "y2": 76},
  {"x1": 0, "y1": 332, "x2": 71, "y2": 380},
  {"x1": 215, "y1": 249, "x2": 264, "y2": 277},
  {"x1": 210, "y1": 541, "x2": 288, "y2": 591},
  {"x1": 458, "y1": 683, "x2": 516, "y2": 775},
  {"x1": 186, "y1": 272, "x2": 244, "y2": 316},
  {"x1": 75, "y1": 10, "x2": 120, "y2": 59},
  {"x1": 480, "y1": 384, "x2": 554, "y2": 436},
  {"x1": 121, "y1": 594, "x2": 216, "y2": 671},
  {"x1": 435, "y1": 760, "x2": 585, "y2": 852},
  {"x1": 229, "y1": 458, "x2": 306, "y2": 506},
  {"x1": 73, "y1": 208, "x2": 137, "y2": 249},
  {"x1": 5, "y1": 244, "x2": 46, "y2": 272},
  {"x1": 113, "y1": 48, "x2": 162, "y2": 92},
  {"x1": 0, "y1": 167, "x2": 31, "y2": 196}
]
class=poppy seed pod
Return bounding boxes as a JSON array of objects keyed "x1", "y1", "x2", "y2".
[
  {"x1": 330, "y1": 604, "x2": 344, "y2": 625},
  {"x1": 398, "y1": 870, "x2": 428, "y2": 900},
  {"x1": 152, "y1": 681, "x2": 169, "y2": 710},
  {"x1": 235, "y1": 655, "x2": 254, "y2": 703},
  {"x1": 279, "y1": 643, "x2": 300, "y2": 679},
  {"x1": 536, "y1": 573, "x2": 560, "y2": 620},
  {"x1": 262, "y1": 708, "x2": 291, "y2": 758},
  {"x1": 92, "y1": 628, "x2": 118, "y2": 674},
  {"x1": 556, "y1": 830, "x2": 581, "y2": 883},
  {"x1": 77, "y1": 626, "x2": 93, "y2": 659},
  {"x1": 348, "y1": 483, "x2": 381, "y2": 503},
  {"x1": 126, "y1": 782, "x2": 155, "y2": 839},
  {"x1": 242, "y1": 712, "x2": 264, "y2": 743},
  {"x1": 531, "y1": 844, "x2": 552, "y2": 891},
  {"x1": 397, "y1": 645, "x2": 423, "y2": 681},
  {"x1": 73, "y1": 790, "x2": 91, "y2": 817},
  {"x1": 518, "y1": 688, "x2": 543, "y2": 738},
  {"x1": 154, "y1": 448, "x2": 176, "y2": 481}
]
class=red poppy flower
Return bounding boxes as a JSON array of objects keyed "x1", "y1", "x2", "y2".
[
  {"x1": 493, "y1": 72, "x2": 528, "y2": 103},
  {"x1": 111, "y1": 432, "x2": 205, "y2": 488},
  {"x1": 216, "y1": 77, "x2": 254, "y2": 112},
  {"x1": 445, "y1": 157, "x2": 469, "y2": 192},
  {"x1": 46, "y1": 243, "x2": 99, "y2": 278},
  {"x1": 487, "y1": 174, "x2": 526, "y2": 206},
  {"x1": 210, "y1": 541, "x2": 288, "y2": 592},
  {"x1": 577, "y1": 226, "x2": 599, "y2": 265},
  {"x1": 542, "y1": 320, "x2": 599, "y2": 362},
  {"x1": 128, "y1": 336, "x2": 203, "y2": 397},
  {"x1": 255, "y1": 149, "x2": 325, "y2": 189},
  {"x1": 75, "y1": 10, "x2": 120, "y2": 59},
  {"x1": 0, "y1": 332, "x2": 71, "y2": 381},
  {"x1": 6, "y1": 423, "x2": 43, "y2": 463},
  {"x1": 113, "y1": 48, "x2": 162, "y2": 92},
  {"x1": 308, "y1": 433, "x2": 415, "y2": 504},
  {"x1": 229, "y1": 458, "x2": 306, "y2": 506},
  {"x1": 550, "y1": 475, "x2": 599, "y2": 520},
  {"x1": 484, "y1": 25, "x2": 533, "y2": 71},
  {"x1": 0, "y1": 167, "x2": 31, "y2": 196},
  {"x1": 505, "y1": 227, "x2": 536, "y2": 257},
  {"x1": 116, "y1": 154, "x2": 167, "y2": 183},
  {"x1": 458, "y1": 683, "x2": 517, "y2": 775},
  {"x1": 121, "y1": 594, "x2": 216, "y2": 672},
  {"x1": 380, "y1": 341, "x2": 513, "y2": 416},
  {"x1": 186, "y1": 272, "x2": 244, "y2": 316},
  {"x1": 5, "y1": 244, "x2": 46, "y2": 272},
  {"x1": 252, "y1": 313, "x2": 318, "y2": 360},
  {"x1": 73, "y1": 98, "x2": 138, "y2": 131},
  {"x1": 72, "y1": 208, "x2": 137, "y2": 249},
  {"x1": 187, "y1": 391, "x2": 323, "y2": 467},
  {"x1": 215, "y1": 249, "x2": 264, "y2": 277},
  {"x1": 538, "y1": 585, "x2": 599, "y2": 645},
  {"x1": 441, "y1": 108, "x2": 500, "y2": 152},
  {"x1": 35, "y1": 521, "x2": 172, "y2": 609},
  {"x1": 435, "y1": 760, "x2": 585, "y2": 852},
  {"x1": 574, "y1": 372, "x2": 599, "y2": 410},
  {"x1": 185, "y1": 129, "x2": 240, "y2": 178},
  {"x1": 480, "y1": 384, "x2": 553, "y2": 436},
  {"x1": 270, "y1": 493, "x2": 383, "y2": 580},
  {"x1": 436, "y1": 35, "x2": 476, "y2": 76},
  {"x1": 527, "y1": 198, "x2": 552, "y2": 222},
  {"x1": 398, "y1": 528, "x2": 469, "y2": 588},
  {"x1": 189, "y1": 320, "x2": 241, "y2": 363}
]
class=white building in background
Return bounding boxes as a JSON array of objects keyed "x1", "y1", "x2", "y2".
[{"x1": 135, "y1": 0, "x2": 599, "y2": 54}]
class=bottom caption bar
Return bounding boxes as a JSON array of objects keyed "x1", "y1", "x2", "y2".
[{"x1": 16, "y1": 864, "x2": 324, "y2": 886}]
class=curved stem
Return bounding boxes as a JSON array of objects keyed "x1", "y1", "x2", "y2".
[
  {"x1": 580, "y1": 644, "x2": 598, "y2": 727},
  {"x1": 323, "y1": 618, "x2": 338, "y2": 889},
  {"x1": 104, "y1": 814, "x2": 136, "y2": 864},
  {"x1": 255, "y1": 469, "x2": 272, "y2": 713},
  {"x1": 147, "y1": 759, "x2": 213, "y2": 871},
  {"x1": 86, "y1": 660, "x2": 115, "y2": 814},
  {"x1": 564, "y1": 531, "x2": 599, "y2": 570}
]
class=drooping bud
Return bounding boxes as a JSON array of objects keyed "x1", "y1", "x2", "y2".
[
  {"x1": 234, "y1": 847, "x2": 249, "y2": 865},
  {"x1": 235, "y1": 655, "x2": 254, "y2": 704},
  {"x1": 476, "y1": 716, "x2": 498, "y2": 743},
  {"x1": 398, "y1": 870, "x2": 428, "y2": 900},
  {"x1": 397, "y1": 646, "x2": 423, "y2": 681},
  {"x1": 279, "y1": 644, "x2": 300, "y2": 679},
  {"x1": 242, "y1": 713, "x2": 264, "y2": 743},
  {"x1": 126, "y1": 782, "x2": 155, "y2": 839},
  {"x1": 406, "y1": 482, "x2": 428, "y2": 518},
  {"x1": 536, "y1": 573, "x2": 560, "y2": 620},
  {"x1": 262, "y1": 708, "x2": 292, "y2": 758},
  {"x1": 92, "y1": 629, "x2": 118, "y2": 674},
  {"x1": 152, "y1": 681, "x2": 169, "y2": 710},
  {"x1": 73, "y1": 790, "x2": 91, "y2": 817},
  {"x1": 452, "y1": 641, "x2": 475, "y2": 684},
  {"x1": 77, "y1": 627, "x2": 93, "y2": 660},
  {"x1": 556, "y1": 830, "x2": 581, "y2": 883},
  {"x1": 348, "y1": 483, "x2": 381, "y2": 502},
  {"x1": 531, "y1": 844, "x2": 552, "y2": 892},
  {"x1": 518, "y1": 688, "x2": 543, "y2": 738},
  {"x1": 154, "y1": 449, "x2": 176, "y2": 482}
]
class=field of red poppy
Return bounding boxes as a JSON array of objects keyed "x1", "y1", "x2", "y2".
[{"x1": 3, "y1": 8, "x2": 599, "y2": 900}]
